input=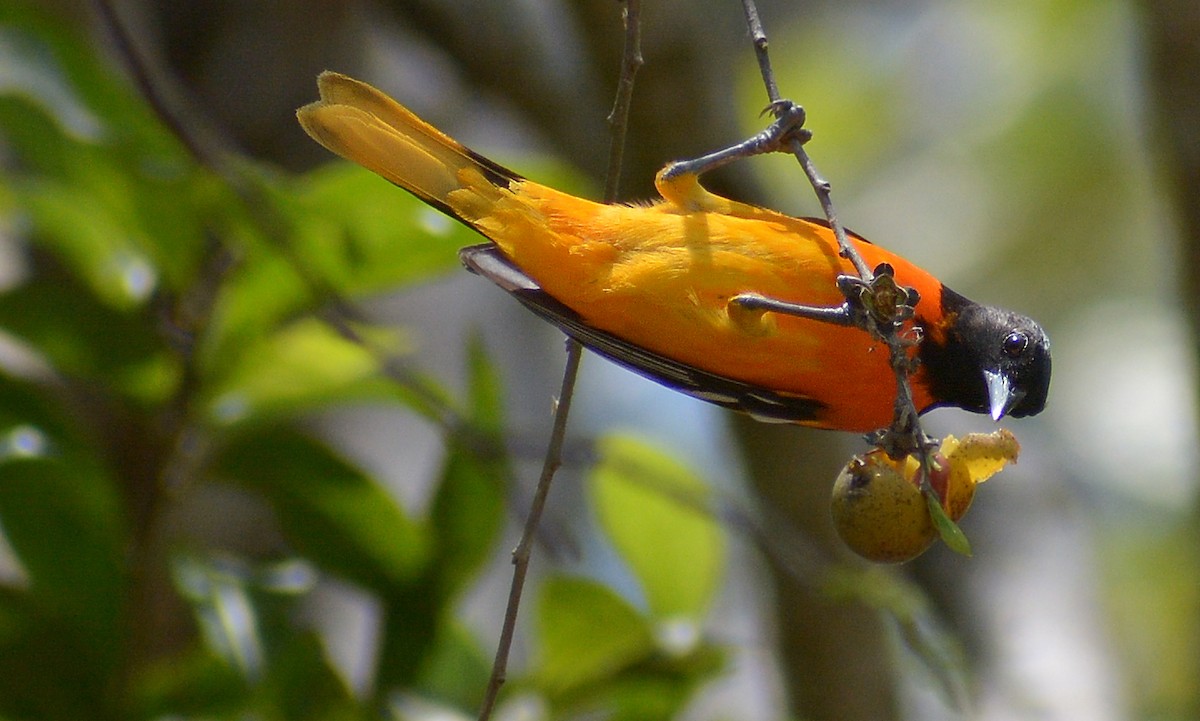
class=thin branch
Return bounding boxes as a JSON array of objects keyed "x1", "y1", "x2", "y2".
[
  {"x1": 737, "y1": 0, "x2": 933, "y2": 460},
  {"x1": 604, "y1": 0, "x2": 644, "y2": 204},
  {"x1": 89, "y1": 0, "x2": 227, "y2": 174},
  {"x1": 740, "y1": 0, "x2": 779, "y2": 102},
  {"x1": 476, "y1": 3, "x2": 643, "y2": 717},
  {"x1": 476, "y1": 343, "x2": 582, "y2": 720},
  {"x1": 738, "y1": 0, "x2": 870, "y2": 281}
]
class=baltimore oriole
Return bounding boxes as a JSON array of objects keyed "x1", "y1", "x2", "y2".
[{"x1": 297, "y1": 72, "x2": 1050, "y2": 432}]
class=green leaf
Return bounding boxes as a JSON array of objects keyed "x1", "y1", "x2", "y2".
[
  {"x1": 465, "y1": 330, "x2": 504, "y2": 435},
  {"x1": 170, "y1": 554, "x2": 267, "y2": 682},
  {"x1": 414, "y1": 620, "x2": 491, "y2": 710},
  {"x1": 926, "y1": 493, "x2": 972, "y2": 557},
  {"x1": 376, "y1": 335, "x2": 509, "y2": 692},
  {"x1": 429, "y1": 440, "x2": 505, "y2": 603},
  {"x1": 279, "y1": 162, "x2": 478, "y2": 295},
  {"x1": 535, "y1": 576, "x2": 654, "y2": 696},
  {"x1": 0, "y1": 270, "x2": 169, "y2": 398},
  {"x1": 0, "y1": 11, "x2": 212, "y2": 296},
  {"x1": 260, "y1": 633, "x2": 362, "y2": 721},
  {"x1": 0, "y1": 454, "x2": 126, "y2": 647},
  {"x1": 17, "y1": 177, "x2": 159, "y2": 309},
  {"x1": 216, "y1": 427, "x2": 430, "y2": 593},
  {"x1": 0, "y1": 373, "x2": 89, "y2": 446},
  {"x1": 589, "y1": 433, "x2": 725, "y2": 620},
  {"x1": 202, "y1": 318, "x2": 402, "y2": 427},
  {"x1": 375, "y1": 583, "x2": 441, "y2": 691},
  {"x1": 0, "y1": 447, "x2": 128, "y2": 719},
  {"x1": 201, "y1": 243, "x2": 316, "y2": 369},
  {"x1": 0, "y1": 3, "x2": 188, "y2": 163},
  {"x1": 604, "y1": 676, "x2": 697, "y2": 721},
  {"x1": 132, "y1": 647, "x2": 248, "y2": 720},
  {"x1": 427, "y1": 333, "x2": 506, "y2": 600},
  {"x1": 0, "y1": 588, "x2": 122, "y2": 720}
]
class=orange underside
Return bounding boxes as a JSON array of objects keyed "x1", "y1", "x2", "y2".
[{"x1": 472, "y1": 179, "x2": 943, "y2": 431}]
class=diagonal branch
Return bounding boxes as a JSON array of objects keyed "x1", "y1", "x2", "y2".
[
  {"x1": 476, "y1": 2, "x2": 643, "y2": 719},
  {"x1": 737, "y1": 0, "x2": 935, "y2": 465}
]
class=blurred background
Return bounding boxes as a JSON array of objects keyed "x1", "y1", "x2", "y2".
[{"x1": 2, "y1": 0, "x2": 1198, "y2": 719}]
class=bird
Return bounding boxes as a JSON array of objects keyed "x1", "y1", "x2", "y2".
[{"x1": 297, "y1": 71, "x2": 1050, "y2": 433}]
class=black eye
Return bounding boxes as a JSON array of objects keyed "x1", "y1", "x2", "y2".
[{"x1": 1002, "y1": 331, "x2": 1028, "y2": 358}]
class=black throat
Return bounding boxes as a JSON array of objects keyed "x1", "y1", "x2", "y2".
[{"x1": 916, "y1": 287, "x2": 989, "y2": 414}]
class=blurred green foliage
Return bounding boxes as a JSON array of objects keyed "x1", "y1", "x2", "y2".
[
  {"x1": 5, "y1": 1, "x2": 1195, "y2": 719},
  {"x1": 0, "y1": 4, "x2": 730, "y2": 719}
]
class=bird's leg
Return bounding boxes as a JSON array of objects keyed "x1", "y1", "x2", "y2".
[
  {"x1": 659, "y1": 101, "x2": 811, "y2": 181},
  {"x1": 729, "y1": 263, "x2": 921, "y2": 337},
  {"x1": 728, "y1": 292, "x2": 856, "y2": 326},
  {"x1": 660, "y1": 85, "x2": 932, "y2": 468}
]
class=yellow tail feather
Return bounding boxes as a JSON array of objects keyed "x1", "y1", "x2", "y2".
[{"x1": 296, "y1": 71, "x2": 520, "y2": 224}]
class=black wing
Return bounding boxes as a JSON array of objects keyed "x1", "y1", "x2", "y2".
[{"x1": 458, "y1": 244, "x2": 825, "y2": 424}]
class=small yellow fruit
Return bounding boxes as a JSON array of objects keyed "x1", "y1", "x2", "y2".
[
  {"x1": 830, "y1": 451, "x2": 936, "y2": 563},
  {"x1": 831, "y1": 430, "x2": 1021, "y2": 563}
]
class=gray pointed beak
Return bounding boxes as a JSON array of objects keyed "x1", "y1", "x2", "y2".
[{"x1": 984, "y1": 369, "x2": 1025, "y2": 421}]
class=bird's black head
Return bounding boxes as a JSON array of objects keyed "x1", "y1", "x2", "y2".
[{"x1": 919, "y1": 288, "x2": 1051, "y2": 420}]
